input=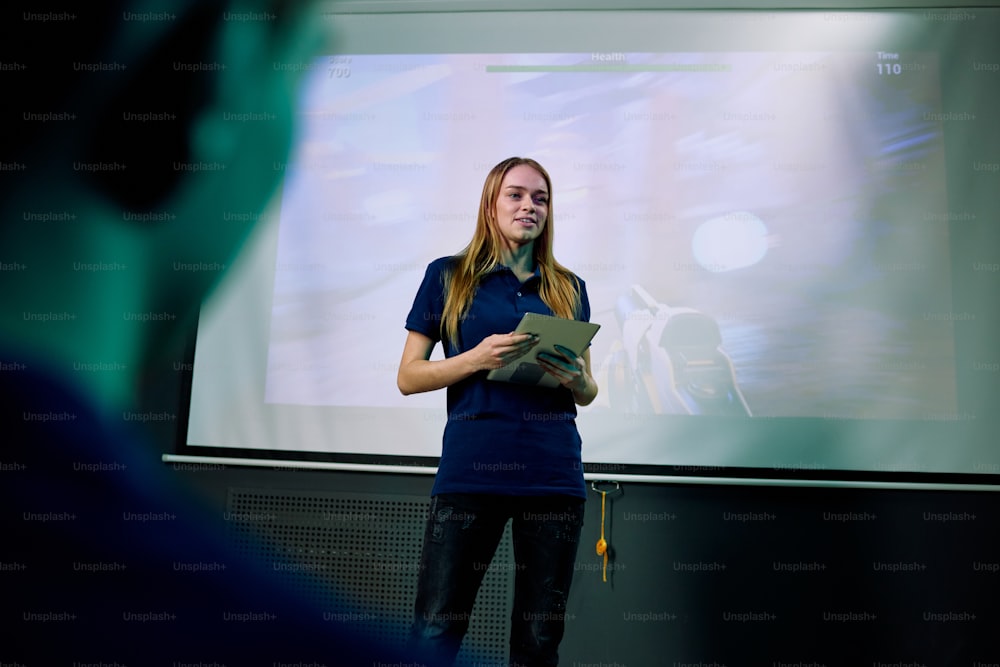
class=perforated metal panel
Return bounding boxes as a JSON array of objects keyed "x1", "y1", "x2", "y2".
[{"x1": 226, "y1": 488, "x2": 513, "y2": 666}]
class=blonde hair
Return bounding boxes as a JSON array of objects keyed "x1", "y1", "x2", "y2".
[{"x1": 440, "y1": 157, "x2": 581, "y2": 346}]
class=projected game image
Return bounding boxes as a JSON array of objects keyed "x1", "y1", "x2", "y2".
[
  {"x1": 264, "y1": 51, "x2": 953, "y2": 415},
  {"x1": 182, "y1": 9, "x2": 1000, "y2": 481}
]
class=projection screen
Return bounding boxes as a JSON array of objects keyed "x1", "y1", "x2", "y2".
[{"x1": 171, "y1": 5, "x2": 1000, "y2": 489}]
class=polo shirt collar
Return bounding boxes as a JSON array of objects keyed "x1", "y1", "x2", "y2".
[{"x1": 490, "y1": 263, "x2": 542, "y2": 281}]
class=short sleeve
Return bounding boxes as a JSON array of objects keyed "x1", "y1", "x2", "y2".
[
  {"x1": 577, "y1": 275, "x2": 591, "y2": 323},
  {"x1": 404, "y1": 257, "x2": 451, "y2": 342}
]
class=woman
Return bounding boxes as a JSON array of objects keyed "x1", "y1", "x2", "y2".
[{"x1": 398, "y1": 156, "x2": 597, "y2": 667}]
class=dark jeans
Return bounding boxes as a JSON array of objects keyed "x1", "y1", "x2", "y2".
[{"x1": 408, "y1": 493, "x2": 585, "y2": 667}]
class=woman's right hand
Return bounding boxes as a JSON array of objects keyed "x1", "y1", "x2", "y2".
[
  {"x1": 398, "y1": 330, "x2": 539, "y2": 395},
  {"x1": 470, "y1": 332, "x2": 539, "y2": 371}
]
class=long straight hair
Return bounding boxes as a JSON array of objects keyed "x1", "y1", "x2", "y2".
[{"x1": 440, "y1": 157, "x2": 581, "y2": 346}]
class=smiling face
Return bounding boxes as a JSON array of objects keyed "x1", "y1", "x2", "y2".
[{"x1": 493, "y1": 163, "x2": 549, "y2": 253}]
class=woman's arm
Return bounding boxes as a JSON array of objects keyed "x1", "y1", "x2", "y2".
[
  {"x1": 570, "y1": 349, "x2": 598, "y2": 406},
  {"x1": 396, "y1": 329, "x2": 540, "y2": 395},
  {"x1": 537, "y1": 346, "x2": 599, "y2": 406}
]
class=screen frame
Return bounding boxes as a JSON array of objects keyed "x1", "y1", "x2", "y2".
[{"x1": 170, "y1": 3, "x2": 1000, "y2": 491}]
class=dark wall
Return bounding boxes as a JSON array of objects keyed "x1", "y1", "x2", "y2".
[{"x1": 149, "y1": 359, "x2": 1000, "y2": 666}]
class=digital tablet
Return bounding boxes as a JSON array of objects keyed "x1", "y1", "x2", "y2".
[{"x1": 486, "y1": 313, "x2": 600, "y2": 388}]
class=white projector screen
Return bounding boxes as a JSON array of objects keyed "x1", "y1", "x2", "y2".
[{"x1": 178, "y1": 8, "x2": 1000, "y2": 487}]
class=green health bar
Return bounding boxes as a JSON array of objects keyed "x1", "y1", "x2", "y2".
[{"x1": 485, "y1": 63, "x2": 732, "y2": 73}]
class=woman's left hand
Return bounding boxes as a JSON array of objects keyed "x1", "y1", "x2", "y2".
[{"x1": 537, "y1": 344, "x2": 589, "y2": 394}]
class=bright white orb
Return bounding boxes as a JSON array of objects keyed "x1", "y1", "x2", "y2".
[{"x1": 692, "y1": 211, "x2": 768, "y2": 272}]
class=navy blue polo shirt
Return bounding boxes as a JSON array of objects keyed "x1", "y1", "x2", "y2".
[{"x1": 405, "y1": 256, "x2": 590, "y2": 499}]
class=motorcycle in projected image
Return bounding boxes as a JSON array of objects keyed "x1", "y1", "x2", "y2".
[{"x1": 608, "y1": 285, "x2": 752, "y2": 417}]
